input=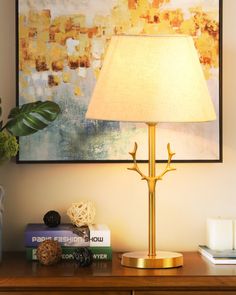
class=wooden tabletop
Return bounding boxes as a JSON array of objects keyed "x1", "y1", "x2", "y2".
[{"x1": 0, "y1": 252, "x2": 236, "y2": 291}]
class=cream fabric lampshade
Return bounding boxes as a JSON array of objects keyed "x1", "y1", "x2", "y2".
[{"x1": 86, "y1": 35, "x2": 216, "y2": 123}]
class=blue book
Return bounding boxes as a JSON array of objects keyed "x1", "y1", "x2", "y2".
[
  {"x1": 25, "y1": 223, "x2": 111, "y2": 247},
  {"x1": 25, "y1": 223, "x2": 90, "y2": 247}
]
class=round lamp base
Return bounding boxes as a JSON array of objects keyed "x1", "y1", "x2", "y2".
[{"x1": 121, "y1": 251, "x2": 183, "y2": 268}]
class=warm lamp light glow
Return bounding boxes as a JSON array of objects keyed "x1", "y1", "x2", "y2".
[{"x1": 86, "y1": 35, "x2": 216, "y2": 123}]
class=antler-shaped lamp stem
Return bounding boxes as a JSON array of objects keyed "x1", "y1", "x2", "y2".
[
  {"x1": 148, "y1": 123, "x2": 157, "y2": 257},
  {"x1": 122, "y1": 123, "x2": 183, "y2": 268}
]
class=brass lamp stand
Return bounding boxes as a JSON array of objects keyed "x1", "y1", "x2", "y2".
[{"x1": 121, "y1": 123, "x2": 183, "y2": 268}]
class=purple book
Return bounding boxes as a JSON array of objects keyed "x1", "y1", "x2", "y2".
[{"x1": 25, "y1": 223, "x2": 90, "y2": 247}]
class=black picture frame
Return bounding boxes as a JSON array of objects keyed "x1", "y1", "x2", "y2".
[{"x1": 16, "y1": 0, "x2": 222, "y2": 163}]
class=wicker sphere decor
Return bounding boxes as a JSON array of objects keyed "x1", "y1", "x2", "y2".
[
  {"x1": 43, "y1": 210, "x2": 61, "y2": 227},
  {"x1": 36, "y1": 240, "x2": 62, "y2": 266},
  {"x1": 73, "y1": 247, "x2": 93, "y2": 267},
  {"x1": 67, "y1": 201, "x2": 96, "y2": 227}
]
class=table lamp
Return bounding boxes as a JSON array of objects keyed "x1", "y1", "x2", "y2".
[{"x1": 86, "y1": 35, "x2": 216, "y2": 268}]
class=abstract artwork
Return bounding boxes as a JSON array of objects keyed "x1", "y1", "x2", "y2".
[{"x1": 17, "y1": 0, "x2": 222, "y2": 162}]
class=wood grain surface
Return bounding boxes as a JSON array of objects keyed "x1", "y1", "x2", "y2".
[{"x1": 0, "y1": 252, "x2": 236, "y2": 293}]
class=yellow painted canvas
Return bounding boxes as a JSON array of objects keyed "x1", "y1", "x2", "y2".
[{"x1": 17, "y1": 0, "x2": 221, "y2": 162}]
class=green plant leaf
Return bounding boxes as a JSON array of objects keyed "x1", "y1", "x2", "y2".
[
  {"x1": 5, "y1": 101, "x2": 61, "y2": 136},
  {"x1": 0, "y1": 97, "x2": 2, "y2": 118}
]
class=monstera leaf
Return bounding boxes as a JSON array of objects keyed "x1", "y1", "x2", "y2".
[
  {"x1": 0, "y1": 97, "x2": 3, "y2": 130},
  {"x1": 5, "y1": 101, "x2": 60, "y2": 136}
]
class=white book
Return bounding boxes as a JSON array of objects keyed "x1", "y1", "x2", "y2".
[
  {"x1": 89, "y1": 224, "x2": 111, "y2": 247},
  {"x1": 198, "y1": 245, "x2": 236, "y2": 265}
]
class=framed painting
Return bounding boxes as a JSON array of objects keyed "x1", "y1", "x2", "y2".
[{"x1": 16, "y1": 0, "x2": 222, "y2": 163}]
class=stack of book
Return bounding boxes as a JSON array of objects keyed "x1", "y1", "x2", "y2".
[
  {"x1": 198, "y1": 245, "x2": 236, "y2": 264},
  {"x1": 25, "y1": 223, "x2": 112, "y2": 261}
]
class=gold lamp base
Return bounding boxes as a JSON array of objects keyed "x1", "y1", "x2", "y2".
[{"x1": 121, "y1": 251, "x2": 183, "y2": 268}]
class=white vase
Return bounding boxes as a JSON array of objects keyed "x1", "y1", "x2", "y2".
[{"x1": 0, "y1": 185, "x2": 4, "y2": 262}]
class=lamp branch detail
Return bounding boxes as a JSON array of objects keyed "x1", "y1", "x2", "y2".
[{"x1": 128, "y1": 142, "x2": 176, "y2": 193}]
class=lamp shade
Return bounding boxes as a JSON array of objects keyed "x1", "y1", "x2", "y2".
[{"x1": 86, "y1": 35, "x2": 216, "y2": 123}]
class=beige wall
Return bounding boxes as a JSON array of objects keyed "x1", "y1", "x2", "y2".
[{"x1": 0, "y1": 0, "x2": 236, "y2": 252}]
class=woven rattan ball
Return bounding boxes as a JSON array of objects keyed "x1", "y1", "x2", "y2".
[
  {"x1": 43, "y1": 210, "x2": 61, "y2": 227},
  {"x1": 36, "y1": 240, "x2": 62, "y2": 266},
  {"x1": 73, "y1": 247, "x2": 93, "y2": 267},
  {"x1": 67, "y1": 201, "x2": 96, "y2": 227}
]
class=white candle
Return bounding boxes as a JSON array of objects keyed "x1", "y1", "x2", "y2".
[
  {"x1": 233, "y1": 220, "x2": 236, "y2": 250},
  {"x1": 206, "y1": 218, "x2": 233, "y2": 250}
]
